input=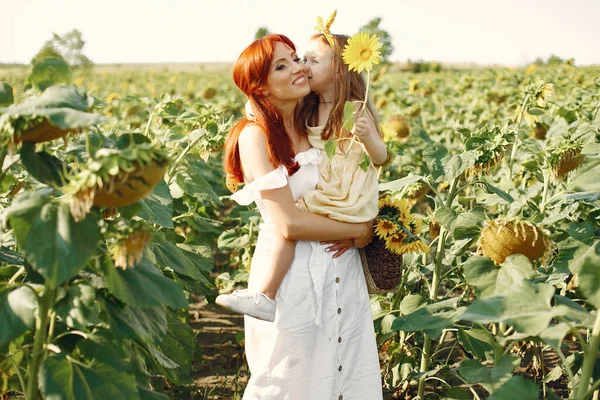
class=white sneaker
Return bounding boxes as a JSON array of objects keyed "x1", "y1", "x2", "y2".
[{"x1": 215, "y1": 289, "x2": 277, "y2": 322}]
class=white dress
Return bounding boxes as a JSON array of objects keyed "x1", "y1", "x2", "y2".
[{"x1": 231, "y1": 148, "x2": 383, "y2": 400}]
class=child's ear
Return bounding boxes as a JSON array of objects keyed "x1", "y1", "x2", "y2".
[{"x1": 258, "y1": 87, "x2": 269, "y2": 96}]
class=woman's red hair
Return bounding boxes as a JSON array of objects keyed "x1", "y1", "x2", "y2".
[{"x1": 224, "y1": 34, "x2": 303, "y2": 183}]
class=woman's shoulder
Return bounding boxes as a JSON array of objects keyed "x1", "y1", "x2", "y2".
[{"x1": 238, "y1": 123, "x2": 266, "y2": 151}]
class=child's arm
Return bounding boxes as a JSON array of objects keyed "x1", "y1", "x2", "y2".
[{"x1": 353, "y1": 114, "x2": 387, "y2": 166}]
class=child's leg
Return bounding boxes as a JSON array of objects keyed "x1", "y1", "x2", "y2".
[
  {"x1": 215, "y1": 232, "x2": 295, "y2": 322},
  {"x1": 256, "y1": 232, "x2": 296, "y2": 300}
]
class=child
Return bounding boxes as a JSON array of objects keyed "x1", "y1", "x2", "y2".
[{"x1": 216, "y1": 32, "x2": 387, "y2": 322}]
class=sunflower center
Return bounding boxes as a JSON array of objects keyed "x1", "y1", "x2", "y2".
[{"x1": 359, "y1": 48, "x2": 372, "y2": 60}]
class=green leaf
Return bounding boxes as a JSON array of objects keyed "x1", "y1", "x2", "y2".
[
  {"x1": 359, "y1": 152, "x2": 371, "y2": 172},
  {"x1": 463, "y1": 256, "x2": 499, "y2": 298},
  {"x1": 480, "y1": 178, "x2": 514, "y2": 203},
  {"x1": 399, "y1": 294, "x2": 425, "y2": 315},
  {"x1": 0, "y1": 246, "x2": 24, "y2": 265},
  {"x1": 324, "y1": 140, "x2": 337, "y2": 159},
  {"x1": 103, "y1": 257, "x2": 188, "y2": 309},
  {"x1": 457, "y1": 325, "x2": 495, "y2": 361},
  {"x1": 568, "y1": 164, "x2": 600, "y2": 192},
  {"x1": 444, "y1": 151, "x2": 479, "y2": 181},
  {"x1": 137, "y1": 386, "x2": 169, "y2": 400},
  {"x1": 54, "y1": 284, "x2": 100, "y2": 330},
  {"x1": 6, "y1": 195, "x2": 101, "y2": 286},
  {"x1": 422, "y1": 142, "x2": 448, "y2": 182},
  {"x1": 391, "y1": 298, "x2": 465, "y2": 339},
  {"x1": 176, "y1": 169, "x2": 220, "y2": 204},
  {"x1": 380, "y1": 313, "x2": 396, "y2": 335},
  {"x1": 20, "y1": 142, "x2": 69, "y2": 187},
  {"x1": 578, "y1": 245, "x2": 600, "y2": 308},
  {"x1": 461, "y1": 281, "x2": 570, "y2": 335},
  {"x1": 138, "y1": 180, "x2": 173, "y2": 228},
  {"x1": 488, "y1": 375, "x2": 539, "y2": 400},
  {"x1": 459, "y1": 354, "x2": 520, "y2": 394},
  {"x1": 159, "y1": 311, "x2": 195, "y2": 373},
  {"x1": 0, "y1": 287, "x2": 38, "y2": 347},
  {"x1": 450, "y1": 209, "x2": 485, "y2": 240},
  {"x1": 39, "y1": 354, "x2": 140, "y2": 400},
  {"x1": 153, "y1": 241, "x2": 212, "y2": 285},
  {"x1": 526, "y1": 107, "x2": 545, "y2": 116},
  {"x1": 434, "y1": 207, "x2": 457, "y2": 231},
  {"x1": 562, "y1": 239, "x2": 600, "y2": 275},
  {"x1": 102, "y1": 301, "x2": 167, "y2": 343},
  {"x1": 3, "y1": 85, "x2": 107, "y2": 129},
  {"x1": 379, "y1": 175, "x2": 426, "y2": 192},
  {"x1": 342, "y1": 101, "x2": 355, "y2": 132}
]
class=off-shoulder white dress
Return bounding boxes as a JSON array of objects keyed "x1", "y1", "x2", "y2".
[{"x1": 231, "y1": 148, "x2": 382, "y2": 400}]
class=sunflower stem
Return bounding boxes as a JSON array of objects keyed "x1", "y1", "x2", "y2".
[
  {"x1": 575, "y1": 310, "x2": 600, "y2": 400},
  {"x1": 346, "y1": 69, "x2": 371, "y2": 156},
  {"x1": 166, "y1": 132, "x2": 205, "y2": 184},
  {"x1": 25, "y1": 284, "x2": 56, "y2": 400},
  {"x1": 0, "y1": 144, "x2": 9, "y2": 187},
  {"x1": 417, "y1": 225, "x2": 448, "y2": 399},
  {"x1": 417, "y1": 334, "x2": 432, "y2": 399},
  {"x1": 541, "y1": 167, "x2": 551, "y2": 214}
]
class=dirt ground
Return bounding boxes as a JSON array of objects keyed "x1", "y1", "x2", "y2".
[{"x1": 163, "y1": 298, "x2": 574, "y2": 400}]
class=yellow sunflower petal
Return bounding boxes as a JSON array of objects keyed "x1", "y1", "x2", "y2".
[
  {"x1": 375, "y1": 220, "x2": 398, "y2": 239},
  {"x1": 342, "y1": 32, "x2": 382, "y2": 73},
  {"x1": 384, "y1": 232, "x2": 407, "y2": 254}
]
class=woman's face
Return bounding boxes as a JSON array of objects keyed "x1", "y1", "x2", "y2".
[
  {"x1": 263, "y1": 42, "x2": 310, "y2": 103},
  {"x1": 303, "y1": 38, "x2": 335, "y2": 95}
]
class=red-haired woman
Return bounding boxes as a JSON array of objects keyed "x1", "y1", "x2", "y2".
[{"x1": 221, "y1": 34, "x2": 382, "y2": 399}]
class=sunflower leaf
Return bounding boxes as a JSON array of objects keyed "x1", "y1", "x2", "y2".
[{"x1": 342, "y1": 101, "x2": 355, "y2": 132}]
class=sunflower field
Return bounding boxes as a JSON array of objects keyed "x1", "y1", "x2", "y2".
[{"x1": 1, "y1": 59, "x2": 599, "y2": 400}]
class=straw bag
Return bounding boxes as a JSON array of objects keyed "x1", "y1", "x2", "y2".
[{"x1": 359, "y1": 235, "x2": 403, "y2": 294}]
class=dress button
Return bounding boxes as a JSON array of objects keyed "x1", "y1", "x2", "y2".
[
  {"x1": 335, "y1": 277, "x2": 340, "y2": 283},
  {"x1": 337, "y1": 308, "x2": 342, "y2": 314},
  {"x1": 338, "y1": 365, "x2": 342, "y2": 372},
  {"x1": 338, "y1": 337, "x2": 342, "y2": 343}
]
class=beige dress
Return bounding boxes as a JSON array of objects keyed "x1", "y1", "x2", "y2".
[{"x1": 298, "y1": 124, "x2": 379, "y2": 223}]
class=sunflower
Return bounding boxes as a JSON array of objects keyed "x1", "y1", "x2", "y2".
[
  {"x1": 384, "y1": 231, "x2": 408, "y2": 254},
  {"x1": 342, "y1": 32, "x2": 382, "y2": 73},
  {"x1": 398, "y1": 239, "x2": 430, "y2": 255},
  {"x1": 111, "y1": 231, "x2": 151, "y2": 270},
  {"x1": 392, "y1": 198, "x2": 413, "y2": 224},
  {"x1": 375, "y1": 220, "x2": 398, "y2": 239},
  {"x1": 477, "y1": 218, "x2": 551, "y2": 265},
  {"x1": 378, "y1": 195, "x2": 397, "y2": 217},
  {"x1": 536, "y1": 83, "x2": 554, "y2": 107}
]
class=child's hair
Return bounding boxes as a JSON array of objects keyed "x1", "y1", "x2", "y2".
[
  {"x1": 297, "y1": 33, "x2": 384, "y2": 141},
  {"x1": 224, "y1": 34, "x2": 306, "y2": 183}
]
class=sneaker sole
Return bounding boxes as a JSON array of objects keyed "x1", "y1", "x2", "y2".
[{"x1": 215, "y1": 298, "x2": 275, "y2": 322}]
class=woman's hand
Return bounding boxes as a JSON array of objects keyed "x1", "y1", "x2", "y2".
[
  {"x1": 352, "y1": 220, "x2": 375, "y2": 249},
  {"x1": 320, "y1": 239, "x2": 354, "y2": 258}
]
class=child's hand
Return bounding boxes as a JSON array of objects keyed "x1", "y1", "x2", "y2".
[
  {"x1": 353, "y1": 115, "x2": 376, "y2": 142},
  {"x1": 320, "y1": 239, "x2": 354, "y2": 258}
]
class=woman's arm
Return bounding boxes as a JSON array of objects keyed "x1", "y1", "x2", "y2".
[
  {"x1": 261, "y1": 188, "x2": 370, "y2": 242},
  {"x1": 238, "y1": 125, "x2": 371, "y2": 243}
]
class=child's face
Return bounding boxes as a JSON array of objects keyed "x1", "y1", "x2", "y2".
[{"x1": 303, "y1": 39, "x2": 335, "y2": 95}]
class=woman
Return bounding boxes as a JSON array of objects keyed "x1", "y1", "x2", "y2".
[{"x1": 223, "y1": 34, "x2": 383, "y2": 400}]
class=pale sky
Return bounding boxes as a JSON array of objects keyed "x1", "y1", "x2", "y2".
[{"x1": 2, "y1": 0, "x2": 600, "y2": 66}]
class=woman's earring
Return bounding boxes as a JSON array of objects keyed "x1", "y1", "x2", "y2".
[{"x1": 226, "y1": 173, "x2": 239, "y2": 193}]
